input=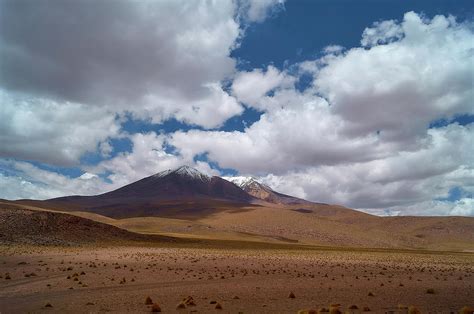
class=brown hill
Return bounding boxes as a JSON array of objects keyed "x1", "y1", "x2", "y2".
[{"x1": 0, "y1": 203, "x2": 174, "y2": 246}]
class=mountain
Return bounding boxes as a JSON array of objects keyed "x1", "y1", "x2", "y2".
[
  {"x1": 7, "y1": 166, "x2": 474, "y2": 251},
  {"x1": 102, "y1": 166, "x2": 252, "y2": 202},
  {"x1": 31, "y1": 166, "x2": 255, "y2": 219},
  {"x1": 223, "y1": 176, "x2": 311, "y2": 205}
]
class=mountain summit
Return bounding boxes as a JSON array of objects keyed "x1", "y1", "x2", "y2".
[
  {"x1": 93, "y1": 165, "x2": 252, "y2": 202},
  {"x1": 35, "y1": 166, "x2": 314, "y2": 218},
  {"x1": 45, "y1": 166, "x2": 254, "y2": 218},
  {"x1": 153, "y1": 165, "x2": 211, "y2": 182}
]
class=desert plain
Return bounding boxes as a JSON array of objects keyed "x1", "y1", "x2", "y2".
[{"x1": 1, "y1": 236, "x2": 473, "y2": 313}]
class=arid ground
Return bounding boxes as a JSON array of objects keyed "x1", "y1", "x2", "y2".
[
  {"x1": 1, "y1": 200, "x2": 473, "y2": 313},
  {"x1": 1, "y1": 243, "x2": 473, "y2": 313}
]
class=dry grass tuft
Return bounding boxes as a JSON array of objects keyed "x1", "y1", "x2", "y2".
[
  {"x1": 408, "y1": 305, "x2": 421, "y2": 314},
  {"x1": 145, "y1": 296, "x2": 153, "y2": 305},
  {"x1": 329, "y1": 304, "x2": 341, "y2": 314},
  {"x1": 459, "y1": 306, "x2": 474, "y2": 314},
  {"x1": 150, "y1": 303, "x2": 161, "y2": 312},
  {"x1": 183, "y1": 296, "x2": 196, "y2": 306}
]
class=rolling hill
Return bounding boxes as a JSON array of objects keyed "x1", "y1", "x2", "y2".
[
  {"x1": 5, "y1": 166, "x2": 474, "y2": 251},
  {"x1": 224, "y1": 176, "x2": 312, "y2": 205},
  {"x1": 0, "y1": 202, "x2": 175, "y2": 246}
]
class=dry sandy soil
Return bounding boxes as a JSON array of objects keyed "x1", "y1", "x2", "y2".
[
  {"x1": 1, "y1": 244, "x2": 473, "y2": 314},
  {"x1": 1, "y1": 202, "x2": 473, "y2": 313}
]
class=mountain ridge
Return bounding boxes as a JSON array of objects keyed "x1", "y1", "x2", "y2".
[
  {"x1": 224, "y1": 175, "x2": 313, "y2": 205},
  {"x1": 6, "y1": 166, "x2": 474, "y2": 251}
]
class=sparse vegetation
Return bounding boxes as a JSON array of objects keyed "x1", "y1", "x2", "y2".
[
  {"x1": 0, "y1": 228, "x2": 472, "y2": 313},
  {"x1": 145, "y1": 296, "x2": 153, "y2": 305},
  {"x1": 408, "y1": 305, "x2": 421, "y2": 314},
  {"x1": 150, "y1": 303, "x2": 161, "y2": 312},
  {"x1": 459, "y1": 306, "x2": 474, "y2": 314}
]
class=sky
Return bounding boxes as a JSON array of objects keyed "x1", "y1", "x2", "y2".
[{"x1": 0, "y1": 0, "x2": 473, "y2": 216}]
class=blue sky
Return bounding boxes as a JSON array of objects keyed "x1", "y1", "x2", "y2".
[{"x1": 0, "y1": 0, "x2": 473, "y2": 216}]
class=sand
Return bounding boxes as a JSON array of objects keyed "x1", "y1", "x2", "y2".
[{"x1": 1, "y1": 245, "x2": 473, "y2": 313}]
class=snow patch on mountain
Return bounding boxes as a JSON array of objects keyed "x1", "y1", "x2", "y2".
[
  {"x1": 224, "y1": 176, "x2": 272, "y2": 190},
  {"x1": 224, "y1": 176, "x2": 255, "y2": 188},
  {"x1": 154, "y1": 165, "x2": 211, "y2": 181}
]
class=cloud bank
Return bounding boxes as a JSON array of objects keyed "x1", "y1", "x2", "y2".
[{"x1": 1, "y1": 6, "x2": 473, "y2": 216}]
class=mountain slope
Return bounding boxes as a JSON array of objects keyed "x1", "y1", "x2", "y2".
[
  {"x1": 102, "y1": 166, "x2": 252, "y2": 201},
  {"x1": 224, "y1": 176, "x2": 311, "y2": 205},
  {"x1": 0, "y1": 202, "x2": 175, "y2": 246},
  {"x1": 34, "y1": 166, "x2": 256, "y2": 219}
]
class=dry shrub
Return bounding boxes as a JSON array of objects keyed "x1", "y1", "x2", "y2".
[
  {"x1": 145, "y1": 296, "x2": 153, "y2": 305},
  {"x1": 150, "y1": 303, "x2": 161, "y2": 312},
  {"x1": 408, "y1": 306, "x2": 421, "y2": 314},
  {"x1": 183, "y1": 296, "x2": 196, "y2": 306},
  {"x1": 460, "y1": 306, "x2": 474, "y2": 314},
  {"x1": 329, "y1": 304, "x2": 342, "y2": 314}
]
